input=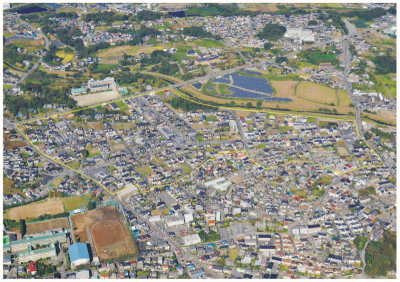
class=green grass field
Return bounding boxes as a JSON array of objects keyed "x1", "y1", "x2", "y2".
[
  {"x1": 3, "y1": 85, "x2": 13, "y2": 89},
  {"x1": 136, "y1": 166, "x2": 153, "y2": 176},
  {"x1": 194, "y1": 39, "x2": 225, "y2": 48},
  {"x1": 62, "y1": 194, "x2": 92, "y2": 212},
  {"x1": 115, "y1": 100, "x2": 129, "y2": 111},
  {"x1": 218, "y1": 83, "x2": 232, "y2": 95},
  {"x1": 94, "y1": 64, "x2": 118, "y2": 72},
  {"x1": 182, "y1": 164, "x2": 191, "y2": 174}
]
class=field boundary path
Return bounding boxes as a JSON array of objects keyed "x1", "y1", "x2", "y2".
[{"x1": 15, "y1": 87, "x2": 386, "y2": 196}]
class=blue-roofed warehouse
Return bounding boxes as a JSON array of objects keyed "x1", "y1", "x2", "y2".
[{"x1": 68, "y1": 243, "x2": 90, "y2": 268}]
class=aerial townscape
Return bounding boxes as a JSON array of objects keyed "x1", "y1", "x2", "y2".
[{"x1": 2, "y1": 2, "x2": 397, "y2": 279}]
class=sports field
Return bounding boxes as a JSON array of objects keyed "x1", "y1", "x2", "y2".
[
  {"x1": 9, "y1": 200, "x2": 64, "y2": 221},
  {"x1": 72, "y1": 89, "x2": 121, "y2": 106},
  {"x1": 26, "y1": 217, "x2": 70, "y2": 234},
  {"x1": 71, "y1": 205, "x2": 138, "y2": 260}
]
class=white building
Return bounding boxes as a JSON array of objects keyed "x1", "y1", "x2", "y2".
[{"x1": 181, "y1": 234, "x2": 202, "y2": 246}]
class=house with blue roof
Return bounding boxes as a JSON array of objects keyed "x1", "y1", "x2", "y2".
[{"x1": 68, "y1": 243, "x2": 90, "y2": 268}]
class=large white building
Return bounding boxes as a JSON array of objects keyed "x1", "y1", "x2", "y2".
[
  {"x1": 181, "y1": 234, "x2": 202, "y2": 246},
  {"x1": 284, "y1": 27, "x2": 315, "y2": 42},
  {"x1": 87, "y1": 77, "x2": 116, "y2": 93}
]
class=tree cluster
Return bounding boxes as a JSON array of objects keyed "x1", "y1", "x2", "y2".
[
  {"x1": 373, "y1": 55, "x2": 396, "y2": 75},
  {"x1": 81, "y1": 11, "x2": 129, "y2": 24},
  {"x1": 365, "y1": 231, "x2": 396, "y2": 276},
  {"x1": 256, "y1": 24, "x2": 286, "y2": 41},
  {"x1": 183, "y1": 26, "x2": 213, "y2": 38},
  {"x1": 167, "y1": 96, "x2": 216, "y2": 112}
]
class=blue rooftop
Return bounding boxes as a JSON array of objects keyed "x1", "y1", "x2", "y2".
[{"x1": 68, "y1": 243, "x2": 90, "y2": 263}]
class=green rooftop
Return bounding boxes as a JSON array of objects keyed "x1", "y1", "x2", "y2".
[
  {"x1": 3, "y1": 235, "x2": 9, "y2": 245},
  {"x1": 71, "y1": 87, "x2": 87, "y2": 94}
]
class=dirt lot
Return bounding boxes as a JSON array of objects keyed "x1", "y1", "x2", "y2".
[
  {"x1": 296, "y1": 82, "x2": 338, "y2": 105},
  {"x1": 9, "y1": 200, "x2": 64, "y2": 221},
  {"x1": 4, "y1": 141, "x2": 27, "y2": 150},
  {"x1": 271, "y1": 80, "x2": 299, "y2": 98},
  {"x1": 26, "y1": 218, "x2": 70, "y2": 234},
  {"x1": 73, "y1": 89, "x2": 121, "y2": 106},
  {"x1": 71, "y1": 205, "x2": 138, "y2": 260},
  {"x1": 337, "y1": 147, "x2": 350, "y2": 157}
]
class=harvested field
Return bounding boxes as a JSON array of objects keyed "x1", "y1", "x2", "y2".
[
  {"x1": 73, "y1": 89, "x2": 121, "y2": 106},
  {"x1": 296, "y1": 82, "x2": 338, "y2": 105},
  {"x1": 111, "y1": 144, "x2": 126, "y2": 151},
  {"x1": 4, "y1": 141, "x2": 27, "y2": 150},
  {"x1": 26, "y1": 217, "x2": 69, "y2": 234},
  {"x1": 71, "y1": 205, "x2": 138, "y2": 260},
  {"x1": 90, "y1": 122, "x2": 106, "y2": 131},
  {"x1": 271, "y1": 80, "x2": 299, "y2": 98},
  {"x1": 337, "y1": 147, "x2": 350, "y2": 157},
  {"x1": 9, "y1": 200, "x2": 64, "y2": 221}
]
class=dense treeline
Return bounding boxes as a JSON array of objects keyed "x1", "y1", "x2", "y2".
[
  {"x1": 43, "y1": 44, "x2": 62, "y2": 65},
  {"x1": 81, "y1": 11, "x2": 129, "y2": 24},
  {"x1": 52, "y1": 11, "x2": 79, "y2": 19},
  {"x1": 373, "y1": 56, "x2": 396, "y2": 75},
  {"x1": 4, "y1": 44, "x2": 31, "y2": 66},
  {"x1": 256, "y1": 24, "x2": 286, "y2": 41},
  {"x1": 388, "y1": 5, "x2": 396, "y2": 15},
  {"x1": 167, "y1": 96, "x2": 216, "y2": 112},
  {"x1": 151, "y1": 60, "x2": 179, "y2": 76},
  {"x1": 370, "y1": 127, "x2": 395, "y2": 139},
  {"x1": 365, "y1": 231, "x2": 396, "y2": 276},
  {"x1": 185, "y1": 3, "x2": 266, "y2": 17},
  {"x1": 140, "y1": 49, "x2": 175, "y2": 67},
  {"x1": 5, "y1": 85, "x2": 76, "y2": 117},
  {"x1": 182, "y1": 26, "x2": 212, "y2": 38},
  {"x1": 319, "y1": 11, "x2": 348, "y2": 35},
  {"x1": 354, "y1": 235, "x2": 368, "y2": 251},
  {"x1": 137, "y1": 25, "x2": 161, "y2": 38},
  {"x1": 26, "y1": 212, "x2": 70, "y2": 223},
  {"x1": 343, "y1": 7, "x2": 387, "y2": 21},
  {"x1": 113, "y1": 72, "x2": 169, "y2": 89},
  {"x1": 135, "y1": 10, "x2": 170, "y2": 21}
]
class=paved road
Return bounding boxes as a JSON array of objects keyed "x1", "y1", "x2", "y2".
[{"x1": 12, "y1": 18, "x2": 50, "y2": 88}]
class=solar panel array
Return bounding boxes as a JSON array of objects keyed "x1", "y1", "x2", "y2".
[
  {"x1": 225, "y1": 88, "x2": 293, "y2": 102},
  {"x1": 207, "y1": 87, "x2": 214, "y2": 91},
  {"x1": 192, "y1": 82, "x2": 203, "y2": 90},
  {"x1": 212, "y1": 77, "x2": 231, "y2": 84},
  {"x1": 242, "y1": 70, "x2": 262, "y2": 75}
]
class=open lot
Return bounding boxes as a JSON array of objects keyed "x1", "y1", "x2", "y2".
[
  {"x1": 71, "y1": 205, "x2": 138, "y2": 260},
  {"x1": 9, "y1": 200, "x2": 64, "y2": 221},
  {"x1": 72, "y1": 89, "x2": 121, "y2": 106},
  {"x1": 4, "y1": 141, "x2": 27, "y2": 150},
  {"x1": 26, "y1": 217, "x2": 70, "y2": 234},
  {"x1": 337, "y1": 147, "x2": 350, "y2": 157},
  {"x1": 296, "y1": 82, "x2": 338, "y2": 105}
]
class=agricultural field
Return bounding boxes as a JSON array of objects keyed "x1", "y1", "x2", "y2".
[
  {"x1": 56, "y1": 50, "x2": 74, "y2": 64},
  {"x1": 7, "y1": 39, "x2": 45, "y2": 51},
  {"x1": 71, "y1": 205, "x2": 138, "y2": 260},
  {"x1": 194, "y1": 39, "x2": 225, "y2": 48},
  {"x1": 8, "y1": 200, "x2": 64, "y2": 221},
  {"x1": 26, "y1": 217, "x2": 70, "y2": 235}
]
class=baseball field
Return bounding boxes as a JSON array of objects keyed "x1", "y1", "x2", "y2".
[{"x1": 71, "y1": 205, "x2": 138, "y2": 260}]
